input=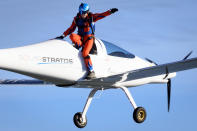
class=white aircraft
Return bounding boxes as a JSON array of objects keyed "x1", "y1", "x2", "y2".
[{"x1": 0, "y1": 38, "x2": 197, "y2": 128}]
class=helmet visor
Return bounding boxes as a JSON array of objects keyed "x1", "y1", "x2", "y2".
[{"x1": 79, "y1": 10, "x2": 88, "y2": 15}]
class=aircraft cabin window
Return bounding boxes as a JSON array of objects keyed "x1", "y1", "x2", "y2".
[{"x1": 101, "y1": 40, "x2": 135, "y2": 58}]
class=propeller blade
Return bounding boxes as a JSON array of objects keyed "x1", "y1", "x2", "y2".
[
  {"x1": 145, "y1": 58, "x2": 158, "y2": 65},
  {"x1": 183, "y1": 51, "x2": 193, "y2": 60},
  {"x1": 163, "y1": 66, "x2": 169, "y2": 79},
  {"x1": 167, "y1": 79, "x2": 171, "y2": 112}
]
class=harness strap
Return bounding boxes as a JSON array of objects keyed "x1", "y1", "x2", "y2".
[
  {"x1": 88, "y1": 13, "x2": 95, "y2": 35},
  {"x1": 84, "y1": 36, "x2": 94, "y2": 44},
  {"x1": 84, "y1": 55, "x2": 90, "y2": 59},
  {"x1": 75, "y1": 13, "x2": 97, "y2": 55},
  {"x1": 75, "y1": 12, "x2": 95, "y2": 35}
]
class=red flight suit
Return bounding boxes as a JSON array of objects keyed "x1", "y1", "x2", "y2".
[{"x1": 63, "y1": 10, "x2": 112, "y2": 71}]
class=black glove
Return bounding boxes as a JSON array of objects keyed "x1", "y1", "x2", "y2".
[
  {"x1": 55, "y1": 35, "x2": 65, "y2": 39},
  {"x1": 110, "y1": 8, "x2": 118, "y2": 14}
]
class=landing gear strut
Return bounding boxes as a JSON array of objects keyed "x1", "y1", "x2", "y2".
[
  {"x1": 73, "y1": 88, "x2": 99, "y2": 128},
  {"x1": 120, "y1": 86, "x2": 146, "y2": 123},
  {"x1": 73, "y1": 87, "x2": 146, "y2": 128}
]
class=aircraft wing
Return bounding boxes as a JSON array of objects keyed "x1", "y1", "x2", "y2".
[
  {"x1": 77, "y1": 57, "x2": 197, "y2": 87},
  {"x1": 0, "y1": 79, "x2": 52, "y2": 85}
]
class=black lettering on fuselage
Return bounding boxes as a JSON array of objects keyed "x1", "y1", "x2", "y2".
[
  {"x1": 51, "y1": 58, "x2": 55, "y2": 62},
  {"x1": 69, "y1": 59, "x2": 73, "y2": 64},
  {"x1": 43, "y1": 57, "x2": 47, "y2": 62},
  {"x1": 56, "y1": 58, "x2": 60, "y2": 63},
  {"x1": 41, "y1": 57, "x2": 73, "y2": 64}
]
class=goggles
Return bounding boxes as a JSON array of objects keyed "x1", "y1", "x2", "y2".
[{"x1": 79, "y1": 10, "x2": 88, "y2": 15}]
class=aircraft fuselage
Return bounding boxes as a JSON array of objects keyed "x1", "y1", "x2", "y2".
[{"x1": 0, "y1": 39, "x2": 176, "y2": 87}]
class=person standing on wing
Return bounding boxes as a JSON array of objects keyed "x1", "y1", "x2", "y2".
[{"x1": 56, "y1": 3, "x2": 118, "y2": 79}]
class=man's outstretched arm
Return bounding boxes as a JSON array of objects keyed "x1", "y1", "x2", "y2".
[{"x1": 93, "y1": 8, "x2": 118, "y2": 22}]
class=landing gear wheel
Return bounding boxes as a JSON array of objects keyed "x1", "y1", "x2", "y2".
[
  {"x1": 133, "y1": 107, "x2": 146, "y2": 123},
  {"x1": 73, "y1": 112, "x2": 87, "y2": 128}
]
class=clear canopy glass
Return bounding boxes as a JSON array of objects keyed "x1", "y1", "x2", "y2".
[{"x1": 101, "y1": 40, "x2": 135, "y2": 58}]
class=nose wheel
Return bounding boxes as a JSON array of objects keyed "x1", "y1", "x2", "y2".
[{"x1": 73, "y1": 112, "x2": 87, "y2": 128}]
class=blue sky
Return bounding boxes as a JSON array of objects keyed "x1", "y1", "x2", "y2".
[{"x1": 0, "y1": 0, "x2": 197, "y2": 131}]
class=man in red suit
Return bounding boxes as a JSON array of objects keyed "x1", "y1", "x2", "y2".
[{"x1": 57, "y1": 3, "x2": 118, "y2": 79}]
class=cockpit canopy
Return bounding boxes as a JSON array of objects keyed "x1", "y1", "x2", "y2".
[
  {"x1": 93, "y1": 38, "x2": 135, "y2": 58},
  {"x1": 101, "y1": 40, "x2": 135, "y2": 58}
]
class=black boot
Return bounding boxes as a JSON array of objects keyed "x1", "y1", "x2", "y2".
[{"x1": 85, "y1": 71, "x2": 96, "y2": 80}]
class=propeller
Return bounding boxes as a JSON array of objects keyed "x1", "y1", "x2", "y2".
[
  {"x1": 163, "y1": 66, "x2": 171, "y2": 112},
  {"x1": 167, "y1": 79, "x2": 171, "y2": 112},
  {"x1": 166, "y1": 51, "x2": 193, "y2": 112},
  {"x1": 148, "y1": 51, "x2": 193, "y2": 112},
  {"x1": 183, "y1": 51, "x2": 193, "y2": 60},
  {"x1": 145, "y1": 58, "x2": 158, "y2": 65}
]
